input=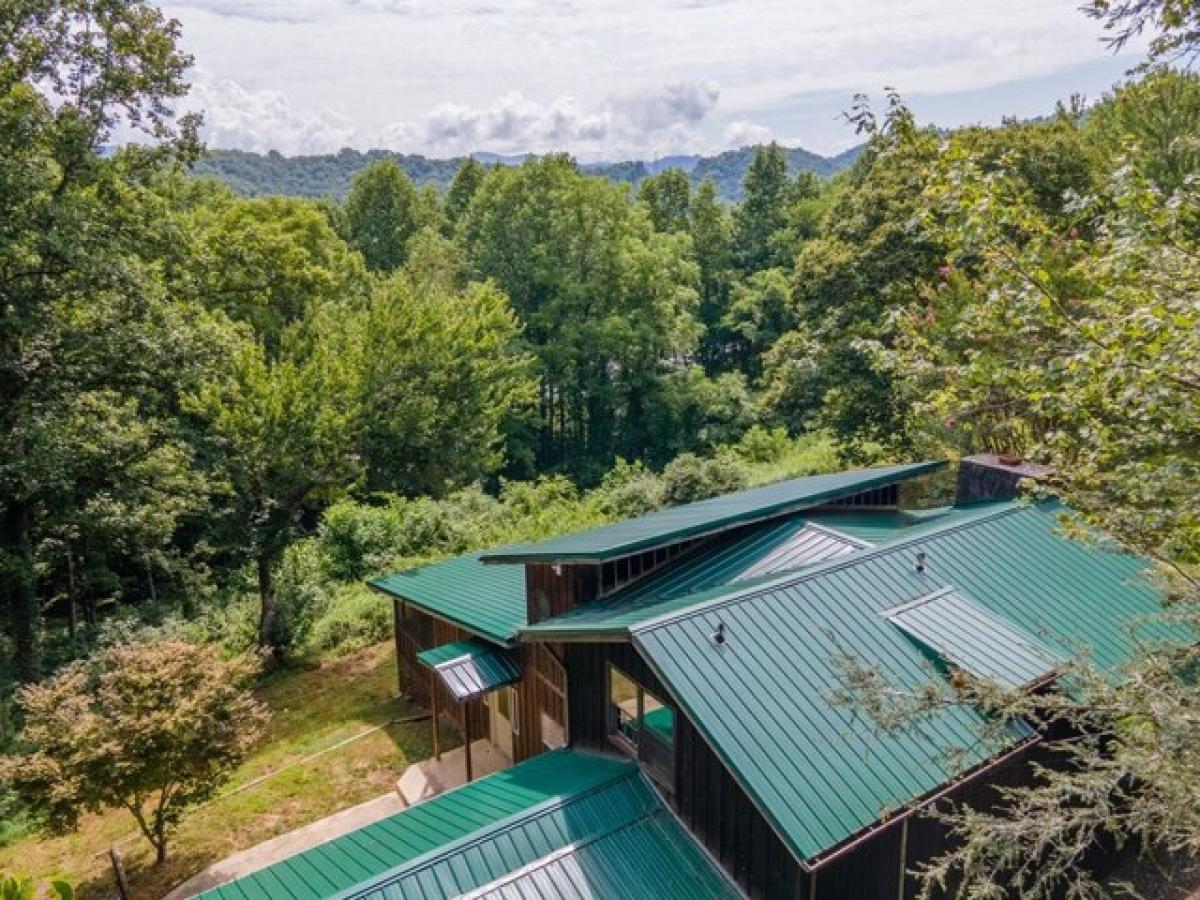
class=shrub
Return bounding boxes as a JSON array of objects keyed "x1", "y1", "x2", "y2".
[
  {"x1": 734, "y1": 425, "x2": 793, "y2": 463},
  {"x1": 660, "y1": 451, "x2": 749, "y2": 506},
  {"x1": 591, "y1": 459, "x2": 664, "y2": 519},
  {"x1": 306, "y1": 585, "x2": 393, "y2": 656}
]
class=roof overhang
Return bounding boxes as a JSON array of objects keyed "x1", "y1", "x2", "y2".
[
  {"x1": 417, "y1": 638, "x2": 521, "y2": 702},
  {"x1": 479, "y1": 461, "x2": 947, "y2": 565}
]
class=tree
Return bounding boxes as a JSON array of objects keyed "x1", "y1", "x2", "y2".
[
  {"x1": 722, "y1": 267, "x2": 797, "y2": 377},
  {"x1": 733, "y1": 143, "x2": 792, "y2": 272},
  {"x1": 1083, "y1": 0, "x2": 1200, "y2": 67},
  {"x1": 872, "y1": 82, "x2": 1200, "y2": 899},
  {"x1": 638, "y1": 168, "x2": 692, "y2": 233},
  {"x1": 458, "y1": 155, "x2": 700, "y2": 478},
  {"x1": 1, "y1": 639, "x2": 267, "y2": 865},
  {"x1": 341, "y1": 159, "x2": 422, "y2": 272},
  {"x1": 689, "y1": 178, "x2": 736, "y2": 369},
  {"x1": 351, "y1": 271, "x2": 536, "y2": 496},
  {"x1": 183, "y1": 193, "x2": 368, "y2": 352},
  {"x1": 187, "y1": 320, "x2": 361, "y2": 652},
  {"x1": 444, "y1": 157, "x2": 485, "y2": 228},
  {"x1": 0, "y1": 0, "x2": 199, "y2": 681}
]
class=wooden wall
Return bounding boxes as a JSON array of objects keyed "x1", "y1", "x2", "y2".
[
  {"x1": 392, "y1": 600, "x2": 487, "y2": 738},
  {"x1": 525, "y1": 563, "x2": 599, "y2": 625}
]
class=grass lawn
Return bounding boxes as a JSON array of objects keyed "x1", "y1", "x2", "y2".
[{"x1": 0, "y1": 642, "x2": 439, "y2": 900}]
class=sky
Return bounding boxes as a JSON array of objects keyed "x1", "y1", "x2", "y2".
[{"x1": 160, "y1": 0, "x2": 1147, "y2": 161}]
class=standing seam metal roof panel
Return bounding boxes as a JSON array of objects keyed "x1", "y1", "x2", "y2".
[
  {"x1": 886, "y1": 587, "x2": 1066, "y2": 689},
  {"x1": 369, "y1": 551, "x2": 527, "y2": 646},
  {"x1": 519, "y1": 505, "x2": 1002, "y2": 641},
  {"x1": 342, "y1": 762, "x2": 743, "y2": 900},
  {"x1": 417, "y1": 638, "x2": 522, "y2": 701},
  {"x1": 479, "y1": 461, "x2": 945, "y2": 563},
  {"x1": 629, "y1": 502, "x2": 1182, "y2": 865},
  {"x1": 196, "y1": 751, "x2": 634, "y2": 900}
]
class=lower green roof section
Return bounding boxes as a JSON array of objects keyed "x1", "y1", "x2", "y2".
[
  {"x1": 417, "y1": 638, "x2": 521, "y2": 701},
  {"x1": 198, "y1": 750, "x2": 741, "y2": 900},
  {"x1": 370, "y1": 550, "x2": 527, "y2": 646}
]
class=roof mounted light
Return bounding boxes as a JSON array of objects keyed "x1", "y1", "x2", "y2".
[
  {"x1": 710, "y1": 622, "x2": 727, "y2": 646},
  {"x1": 914, "y1": 550, "x2": 927, "y2": 575}
]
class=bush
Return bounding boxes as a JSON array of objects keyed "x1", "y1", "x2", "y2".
[
  {"x1": 734, "y1": 425, "x2": 793, "y2": 463},
  {"x1": 270, "y1": 540, "x2": 332, "y2": 656},
  {"x1": 306, "y1": 585, "x2": 393, "y2": 656},
  {"x1": 318, "y1": 499, "x2": 407, "y2": 581},
  {"x1": 591, "y1": 459, "x2": 665, "y2": 519},
  {"x1": 661, "y1": 451, "x2": 749, "y2": 506}
]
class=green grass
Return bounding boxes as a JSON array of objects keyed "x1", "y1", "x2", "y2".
[{"x1": 0, "y1": 642, "x2": 436, "y2": 900}]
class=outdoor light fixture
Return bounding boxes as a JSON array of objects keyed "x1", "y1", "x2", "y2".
[
  {"x1": 711, "y1": 622, "x2": 727, "y2": 645},
  {"x1": 915, "y1": 550, "x2": 927, "y2": 574}
]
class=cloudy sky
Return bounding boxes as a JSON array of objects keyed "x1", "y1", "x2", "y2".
[{"x1": 162, "y1": 0, "x2": 1146, "y2": 161}]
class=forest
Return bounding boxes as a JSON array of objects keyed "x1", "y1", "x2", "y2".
[
  {"x1": 1, "y1": 0, "x2": 1198, "y2": 897},
  {"x1": 192, "y1": 142, "x2": 863, "y2": 201}
]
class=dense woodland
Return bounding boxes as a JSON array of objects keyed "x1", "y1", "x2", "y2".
[
  {"x1": 1, "y1": 0, "x2": 1199, "y2": 896},
  {"x1": 193, "y1": 143, "x2": 863, "y2": 201}
]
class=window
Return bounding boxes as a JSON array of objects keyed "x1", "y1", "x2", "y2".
[{"x1": 606, "y1": 664, "x2": 674, "y2": 788}]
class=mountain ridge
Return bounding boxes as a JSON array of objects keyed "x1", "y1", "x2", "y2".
[{"x1": 192, "y1": 143, "x2": 865, "y2": 202}]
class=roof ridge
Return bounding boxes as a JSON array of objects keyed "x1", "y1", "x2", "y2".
[
  {"x1": 455, "y1": 806, "x2": 667, "y2": 899},
  {"x1": 335, "y1": 758, "x2": 643, "y2": 899},
  {"x1": 629, "y1": 500, "x2": 1029, "y2": 635}
]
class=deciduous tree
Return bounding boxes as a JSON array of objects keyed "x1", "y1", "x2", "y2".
[{"x1": 1, "y1": 639, "x2": 267, "y2": 865}]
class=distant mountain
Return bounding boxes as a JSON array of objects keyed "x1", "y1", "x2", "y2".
[{"x1": 191, "y1": 143, "x2": 864, "y2": 202}]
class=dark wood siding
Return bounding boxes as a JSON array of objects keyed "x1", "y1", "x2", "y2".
[
  {"x1": 564, "y1": 642, "x2": 666, "y2": 750},
  {"x1": 525, "y1": 563, "x2": 600, "y2": 624},
  {"x1": 394, "y1": 602, "x2": 487, "y2": 738},
  {"x1": 674, "y1": 710, "x2": 808, "y2": 899}
]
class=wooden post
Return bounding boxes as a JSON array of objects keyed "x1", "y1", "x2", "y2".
[
  {"x1": 109, "y1": 847, "x2": 131, "y2": 900},
  {"x1": 463, "y1": 701, "x2": 474, "y2": 782},
  {"x1": 430, "y1": 673, "x2": 440, "y2": 761},
  {"x1": 393, "y1": 599, "x2": 404, "y2": 696},
  {"x1": 896, "y1": 816, "x2": 909, "y2": 900}
]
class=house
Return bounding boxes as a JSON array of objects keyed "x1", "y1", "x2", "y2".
[{"x1": 200, "y1": 456, "x2": 1182, "y2": 899}]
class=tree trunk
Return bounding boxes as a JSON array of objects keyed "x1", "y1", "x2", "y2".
[
  {"x1": 2, "y1": 499, "x2": 40, "y2": 683},
  {"x1": 67, "y1": 548, "x2": 78, "y2": 642},
  {"x1": 154, "y1": 832, "x2": 167, "y2": 865},
  {"x1": 257, "y1": 554, "x2": 276, "y2": 651}
]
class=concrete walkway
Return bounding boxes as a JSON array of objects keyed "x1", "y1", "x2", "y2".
[
  {"x1": 166, "y1": 740, "x2": 514, "y2": 899},
  {"x1": 164, "y1": 792, "x2": 404, "y2": 899},
  {"x1": 396, "y1": 739, "x2": 512, "y2": 805}
]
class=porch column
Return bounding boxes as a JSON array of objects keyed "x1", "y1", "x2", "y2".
[
  {"x1": 463, "y1": 701, "x2": 474, "y2": 782},
  {"x1": 430, "y1": 672, "x2": 440, "y2": 761}
]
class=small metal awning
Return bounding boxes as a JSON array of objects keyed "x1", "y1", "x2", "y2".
[
  {"x1": 418, "y1": 638, "x2": 521, "y2": 702},
  {"x1": 885, "y1": 587, "x2": 1066, "y2": 690}
]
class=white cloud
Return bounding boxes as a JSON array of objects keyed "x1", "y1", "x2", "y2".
[
  {"x1": 187, "y1": 77, "x2": 732, "y2": 160},
  {"x1": 722, "y1": 121, "x2": 775, "y2": 150},
  {"x1": 163, "y1": 0, "x2": 1147, "y2": 158},
  {"x1": 188, "y1": 77, "x2": 357, "y2": 155}
]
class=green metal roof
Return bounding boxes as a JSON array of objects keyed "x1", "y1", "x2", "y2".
[
  {"x1": 417, "y1": 638, "x2": 521, "y2": 701},
  {"x1": 480, "y1": 461, "x2": 945, "y2": 564},
  {"x1": 199, "y1": 750, "x2": 741, "y2": 900},
  {"x1": 347, "y1": 757, "x2": 741, "y2": 900},
  {"x1": 521, "y1": 504, "x2": 994, "y2": 642},
  {"x1": 629, "y1": 501, "x2": 1181, "y2": 866},
  {"x1": 370, "y1": 551, "x2": 527, "y2": 646},
  {"x1": 886, "y1": 587, "x2": 1066, "y2": 689}
]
